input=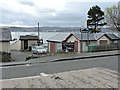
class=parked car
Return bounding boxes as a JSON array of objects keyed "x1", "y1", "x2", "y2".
[{"x1": 32, "y1": 46, "x2": 47, "y2": 54}]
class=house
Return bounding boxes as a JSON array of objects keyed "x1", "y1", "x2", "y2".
[
  {"x1": 47, "y1": 33, "x2": 120, "y2": 53},
  {"x1": 10, "y1": 35, "x2": 39, "y2": 51},
  {"x1": 96, "y1": 33, "x2": 120, "y2": 45},
  {"x1": 0, "y1": 28, "x2": 12, "y2": 53}
]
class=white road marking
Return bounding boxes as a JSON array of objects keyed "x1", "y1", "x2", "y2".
[
  {"x1": 26, "y1": 64, "x2": 30, "y2": 67},
  {"x1": 40, "y1": 73, "x2": 49, "y2": 76}
]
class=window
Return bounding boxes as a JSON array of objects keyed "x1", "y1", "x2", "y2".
[{"x1": 31, "y1": 42, "x2": 36, "y2": 46}]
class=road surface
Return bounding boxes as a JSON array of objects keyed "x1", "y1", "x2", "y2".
[{"x1": 2, "y1": 55, "x2": 118, "y2": 79}]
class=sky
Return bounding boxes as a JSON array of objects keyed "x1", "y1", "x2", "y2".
[{"x1": 0, "y1": 0, "x2": 119, "y2": 27}]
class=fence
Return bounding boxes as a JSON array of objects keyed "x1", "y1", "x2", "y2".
[
  {"x1": 47, "y1": 42, "x2": 120, "y2": 54},
  {"x1": 32, "y1": 42, "x2": 120, "y2": 55},
  {"x1": 88, "y1": 44, "x2": 120, "y2": 53}
]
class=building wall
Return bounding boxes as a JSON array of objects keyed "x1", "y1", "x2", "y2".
[
  {"x1": 97, "y1": 36, "x2": 110, "y2": 45},
  {"x1": 28, "y1": 40, "x2": 38, "y2": 47},
  {"x1": 82, "y1": 41, "x2": 88, "y2": 52},
  {"x1": 66, "y1": 35, "x2": 81, "y2": 52},
  {"x1": 0, "y1": 41, "x2": 10, "y2": 53},
  {"x1": 56, "y1": 43, "x2": 62, "y2": 52},
  {"x1": 90, "y1": 41, "x2": 97, "y2": 45},
  {"x1": 21, "y1": 40, "x2": 24, "y2": 50},
  {"x1": 66, "y1": 35, "x2": 79, "y2": 42},
  {"x1": 21, "y1": 40, "x2": 38, "y2": 50},
  {"x1": 10, "y1": 40, "x2": 21, "y2": 50},
  {"x1": 50, "y1": 42, "x2": 56, "y2": 53}
]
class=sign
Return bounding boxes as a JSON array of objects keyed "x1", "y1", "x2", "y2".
[
  {"x1": 81, "y1": 29, "x2": 89, "y2": 33},
  {"x1": 37, "y1": 39, "x2": 43, "y2": 45}
]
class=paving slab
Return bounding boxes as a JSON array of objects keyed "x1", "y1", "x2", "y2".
[
  {"x1": 1, "y1": 67, "x2": 118, "y2": 88},
  {"x1": 28, "y1": 50, "x2": 119, "y2": 63}
]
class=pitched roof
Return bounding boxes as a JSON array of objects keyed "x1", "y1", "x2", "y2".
[
  {"x1": 47, "y1": 33, "x2": 120, "y2": 42},
  {"x1": 0, "y1": 28, "x2": 12, "y2": 41},
  {"x1": 106, "y1": 34, "x2": 120, "y2": 40},
  {"x1": 74, "y1": 33, "x2": 97, "y2": 41},
  {"x1": 63, "y1": 33, "x2": 104, "y2": 42},
  {"x1": 97, "y1": 33, "x2": 120, "y2": 40},
  {"x1": 20, "y1": 35, "x2": 39, "y2": 40},
  {"x1": 46, "y1": 33, "x2": 70, "y2": 42}
]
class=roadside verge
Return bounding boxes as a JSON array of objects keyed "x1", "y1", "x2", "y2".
[{"x1": 1, "y1": 50, "x2": 119, "y2": 67}]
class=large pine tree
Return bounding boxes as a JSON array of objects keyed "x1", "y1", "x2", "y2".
[{"x1": 87, "y1": 5, "x2": 107, "y2": 33}]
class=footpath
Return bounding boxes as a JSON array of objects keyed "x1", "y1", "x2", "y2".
[
  {"x1": 1, "y1": 67, "x2": 118, "y2": 88},
  {"x1": 0, "y1": 50, "x2": 119, "y2": 67}
]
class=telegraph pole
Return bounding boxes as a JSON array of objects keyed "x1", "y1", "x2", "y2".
[
  {"x1": 38, "y1": 22, "x2": 39, "y2": 39},
  {"x1": 80, "y1": 28, "x2": 83, "y2": 53}
]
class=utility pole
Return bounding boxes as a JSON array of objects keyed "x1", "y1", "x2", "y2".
[
  {"x1": 80, "y1": 28, "x2": 83, "y2": 53},
  {"x1": 87, "y1": 20, "x2": 89, "y2": 51},
  {"x1": 37, "y1": 22, "x2": 40, "y2": 46},
  {"x1": 38, "y1": 22, "x2": 39, "y2": 40}
]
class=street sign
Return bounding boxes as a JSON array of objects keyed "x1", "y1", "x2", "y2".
[{"x1": 81, "y1": 29, "x2": 89, "y2": 33}]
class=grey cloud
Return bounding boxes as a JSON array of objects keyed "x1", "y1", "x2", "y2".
[
  {"x1": 20, "y1": 2, "x2": 34, "y2": 6},
  {"x1": 1, "y1": 1, "x2": 118, "y2": 27}
]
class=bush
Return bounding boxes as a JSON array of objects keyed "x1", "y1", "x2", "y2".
[{"x1": 0, "y1": 51, "x2": 12, "y2": 62}]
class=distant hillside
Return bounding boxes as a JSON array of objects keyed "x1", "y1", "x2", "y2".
[
  {"x1": 10, "y1": 26, "x2": 118, "y2": 32},
  {"x1": 10, "y1": 27, "x2": 81, "y2": 32}
]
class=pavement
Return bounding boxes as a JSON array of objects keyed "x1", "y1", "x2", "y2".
[
  {"x1": 2, "y1": 56, "x2": 118, "y2": 79},
  {"x1": 0, "y1": 50, "x2": 119, "y2": 67},
  {"x1": 1, "y1": 67, "x2": 118, "y2": 88}
]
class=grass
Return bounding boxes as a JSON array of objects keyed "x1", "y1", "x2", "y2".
[
  {"x1": 26, "y1": 55, "x2": 48, "y2": 61},
  {"x1": 26, "y1": 51, "x2": 88, "y2": 61}
]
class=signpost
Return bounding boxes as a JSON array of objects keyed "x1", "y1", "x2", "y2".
[
  {"x1": 80, "y1": 28, "x2": 89, "y2": 53},
  {"x1": 118, "y1": 1, "x2": 120, "y2": 27}
]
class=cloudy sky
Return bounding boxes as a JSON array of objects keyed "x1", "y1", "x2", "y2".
[{"x1": 0, "y1": 0, "x2": 119, "y2": 27}]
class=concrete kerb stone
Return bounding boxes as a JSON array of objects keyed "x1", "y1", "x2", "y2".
[{"x1": 1, "y1": 52, "x2": 119, "y2": 67}]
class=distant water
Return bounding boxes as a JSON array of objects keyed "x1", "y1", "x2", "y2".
[
  {"x1": 11, "y1": 31, "x2": 120, "y2": 44},
  {"x1": 11, "y1": 32, "x2": 70, "y2": 43}
]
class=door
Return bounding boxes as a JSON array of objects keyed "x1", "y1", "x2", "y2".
[{"x1": 24, "y1": 40, "x2": 28, "y2": 50}]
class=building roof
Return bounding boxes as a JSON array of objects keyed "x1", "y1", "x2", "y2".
[
  {"x1": 105, "y1": 34, "x2": 120, "y2": 40},
  {"x1": 47, "y1": 33, "x2": 120, "y2": 42},
  {"x1": 0, "y1": 28, "x2": 12, "y2": 42},
  {"x1": 46, "y1": 33, "x2": 70, "y2": 42},
  {"x1": 74, "y1": 33, "x2": 97, "y2": 41},
  {"x1": 20, "y1": 35, "x2": 39, "y2": 40},
  {"x1": 63, "y1": 33, "x2": 104, "y2": 42}
]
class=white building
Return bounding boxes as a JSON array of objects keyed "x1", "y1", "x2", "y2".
[{"x1": 0, "y1": 28, "x2": 12, "y2": 53}]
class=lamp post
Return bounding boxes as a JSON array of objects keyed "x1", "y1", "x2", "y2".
[{"x1": 80, "y1": 28, "x2": 83, "y2": 53}]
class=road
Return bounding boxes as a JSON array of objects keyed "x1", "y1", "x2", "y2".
[{"x1": 2, "y1": 55, "x2": 118, "y2": 79}]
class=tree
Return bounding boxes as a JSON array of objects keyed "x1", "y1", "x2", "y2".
[
  {"x1": 87, "y1": 5, "x2": 107, "y2": 33},
  {"x1": 104, "y1": 4, "x2": 120, "y2": 31}
]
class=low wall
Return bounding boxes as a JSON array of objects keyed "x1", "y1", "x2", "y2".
[{"x1": 0, "y1": 52, "x2": 11, "y2": 62}]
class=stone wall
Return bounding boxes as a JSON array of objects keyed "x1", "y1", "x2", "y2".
[{"x1": 0, "y1": 52, "x2": 11, "y2": 62}]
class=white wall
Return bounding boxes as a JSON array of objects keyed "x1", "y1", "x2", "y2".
[
  {"x1": 97, "y1": 36, "x2": 110, "y2": 45},
  {"x1": 10, "y1": 40, "x2": 21, "y2": 50},
  {"x1": 82, "y1": 41, "x2": 88, "y2": 52},
  {"x1": 0, "y1": 41, "x2": 10, "y2": 53},
  {"x1": 66, "y1": 35, "x2": 81, "y2": 52},
  {"x1": 66, "y1": 35, "x2": 79, "y2": 42}
]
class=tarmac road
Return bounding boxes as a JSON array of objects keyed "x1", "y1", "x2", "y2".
[{"x1": 2, "y1": 55, "x2": 118, "y2": 79}]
